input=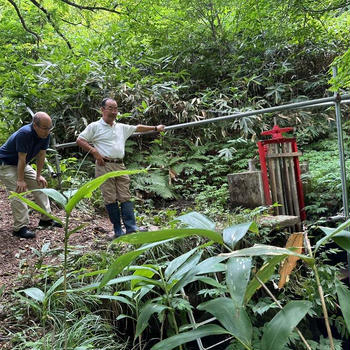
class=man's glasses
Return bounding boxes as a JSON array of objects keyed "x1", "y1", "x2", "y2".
[
  {"x1": 37, "y1": 124, "x2": 54, "y2": 131},
  {"x1": 104, "y1": 106, "x2": 118, "y2": 111}
]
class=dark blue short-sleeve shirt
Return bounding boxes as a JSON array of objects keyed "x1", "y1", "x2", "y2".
[{"x1": 0, "y1": 123, "x2": 50, "y2": 165}]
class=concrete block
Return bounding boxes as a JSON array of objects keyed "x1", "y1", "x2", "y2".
[
  {"x1": 257, "y1": 215, "x2": 300, "y2": 229},
  {"x1": 227, "y1": 171, "x2": 265, "y2": 208}
]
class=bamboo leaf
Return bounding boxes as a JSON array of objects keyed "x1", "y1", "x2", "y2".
[
  {"x1": 168, "y1": 251, "x2": 202, "y2": 283},
  {"x1": 22, "y1": 287, "x2": 45, "y2": 302},
  {"x1": 220, "y1": 244, "x2": 314, "y2": 265},
  {"x1": 164, "y1": 247, "x2": 198, "y2": 279},
  {"x1": 195, "y1": 276, "x2": 225, "y2": 289},
  {"x1": 116, "y1": 228, "x2": 223, "y2": 245},
  {"x1": 32, "y1": 188, "x2": 67, "y2": 207},
  {"x1": 223, "y1": 222, "x2": 258, "y2": 248},
  {"x1": 193, "y1": 256, "x2": 227, "y2": 275},
  {"x1": 245, "y1": 255, "x2": 286, "y2": 303},
  {"x1": 9, "y1": 192, "x2": 63, "y2": 225},
  {"x1": 135, "y1": 303, "x2": 168, "y2": 338},
  {"x1": 175, "y1": 211, "x2": 216, "y2": 230},
  {"x1": 197, "y1": 297, "x2": 252, "y2": 347},
  {"x1": 336, "y1": 282, "x2": 350, "y2": 333},
  {"x1": 171, "y1": 256, "x2": 227, "y2": 294},
  {"x1": 316, "y1": 219, "x2": 350, "y2": 252},
  {"x1": 226, "y1": 257, "x2": 252, "y2": 308},
  {"x1": 151, "y1": 324, "x2": 231, "y2": 350},
  {"x1": 165, "y1": 247, "x2": 198, "y2": 279},
  {"x1": 46, "y1": 276, "x2": 65, "y2": 297},
  {"x1": 261, "y1": 301, "x2": 312, "y2": 350},
  {"x1": 65, "y1": 169, "x2": 145, "y2": 214},
  {"x1": 131, "y1": 266, "x2": 157, "y2": 291},
  {"x1": 318, "y1": 227, "x2": 350, "y2": 254},
  {"x1": 70, "y1": 275, "x2": 160, "y2": 293},
  {"x1": 99, "y1": 249, "x2": 146, "y2": 289},
  {"x1": 15, "y1": 292, "x2": 42, "y2": 312}
]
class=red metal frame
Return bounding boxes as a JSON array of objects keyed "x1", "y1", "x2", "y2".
[{"x1": 258, "y1": 125, "x2": 306, "y2": 221}]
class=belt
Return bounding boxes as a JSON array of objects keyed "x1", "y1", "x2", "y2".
[{"x1": 102, "y1": 157, "x2": 123, "y2": 164}]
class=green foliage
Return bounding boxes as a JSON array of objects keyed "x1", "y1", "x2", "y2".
[
  {"x1": 2, "y1": 1, "x2": 350, "y2": 349},
  {"x1": 301, "y1": 131, "x2": 350, "y2": 218}
]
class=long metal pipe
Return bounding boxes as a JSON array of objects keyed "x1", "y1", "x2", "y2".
[
  {"x1": 162, "y1": 94, "x2": 350, "y2": 132},
  {"x1": 53, "y1": 94, "x2": 350, "y2": 149},
  {"x1": 333, "y1": 68, "x2": 349, "y2": 218}
]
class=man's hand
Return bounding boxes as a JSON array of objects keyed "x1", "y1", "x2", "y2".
[
  {"x1": 16, "y1": 180, "x2": 27, "y2": 193},
  {"x1": 156, "y1": 125, "x2": 165, "y2": 132},
  {"x1": 36, "y1": 175, "x2": 48, "y2": 188},
  {"x1": 91, "y1": 149, "x2": 105, "y2": 166}
]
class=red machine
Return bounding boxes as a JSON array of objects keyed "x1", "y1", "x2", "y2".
[{"x1": 257, "y1": 125, "x2": 306, "y2": 221}]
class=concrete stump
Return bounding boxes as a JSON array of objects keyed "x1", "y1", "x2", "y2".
[{"x1": 227, "y1": 171, "x2": 265, "y2": 208}]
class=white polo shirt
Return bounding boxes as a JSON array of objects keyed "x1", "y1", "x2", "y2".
[{"x1": 78, "y1": 118, "x2": 137, "y2": 159}]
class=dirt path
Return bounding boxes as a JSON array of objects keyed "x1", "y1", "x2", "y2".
[{"x1": 0, "y1": 185, "x2": 114, "y2": 292}]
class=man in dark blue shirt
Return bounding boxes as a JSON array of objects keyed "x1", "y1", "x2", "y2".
[{"x1": 0, "y1": 112, "x2": 59, "y2": 238}]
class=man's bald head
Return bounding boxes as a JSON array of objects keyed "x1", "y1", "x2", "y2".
[
  {"x1": 33, "y1": 112, "x2": 51, "y2": 126},
  {"x1": 32, "y1": 112, "x2": 53, "y2": 138}
]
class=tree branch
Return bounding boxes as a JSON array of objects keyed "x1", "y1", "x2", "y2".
[
  {"x1": 297, "y1": 0, "x2": 350, "y2": 14},
  {"x1": 59, "y1": 0, "x2": 121, "y2": 14},
  {"x1": 28, "y1": 0, "x2": 73, "y2": 50},
  {"x1": 6, "y1": 0, "x2": 40, "y2": 44}
]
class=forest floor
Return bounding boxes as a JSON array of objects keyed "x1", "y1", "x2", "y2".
[
  {"x1": 0, "y1": 184, "x2": 157, "y2": 348},
  {"x1": 0, "y1": 185, "x2": 115, "y2": 292}
]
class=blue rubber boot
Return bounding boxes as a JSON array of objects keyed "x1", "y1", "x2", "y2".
[
  {"x1": 120, "y1": 201, "x2": 139, "y2": 234},
  {"x1": 105, "y1": 203, "x2": 124, "y2": 237}
]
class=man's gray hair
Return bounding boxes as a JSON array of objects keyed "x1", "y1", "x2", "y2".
[{"x1": 33, "y1": 114, "x2": 41, "y2": 125}]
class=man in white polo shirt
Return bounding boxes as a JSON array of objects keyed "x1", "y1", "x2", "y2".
[{"x1": 76, "y1": 98, "x2": 165, "y2": 238}]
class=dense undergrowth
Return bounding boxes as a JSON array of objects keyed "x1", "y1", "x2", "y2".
[
  {"x1": 1, "y1": 130, "x2": 350, "y2": 350},
  {"x1": 1, "y1": 0, "x2": 350, "y2": 349}
]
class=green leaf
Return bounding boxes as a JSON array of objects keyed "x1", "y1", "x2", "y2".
[
  {"x1": 261, "y1": 301, "x2": 312, "y2": 350},
  {"x1": 9, "y1": 192, "x2": 63, "y2": 225},
  {"x1": 316, "y1": 218, "x2": 350, "y2": 252},
  {"x1": 197, "y1": 297, "x2": 252, "y2": 347},
  {"x1": 151, "y1": 324, "x2": 231, "y2": 350},
  {"x1": 131, "y1": 266, "x2": 156, "y2": 290},
  {"x1": 221, "y1": 244, "x2": 314, "y2": 265},
  {"x1": 172, "y1": 256, "x2": 227, "y2": 294},
  {"x1": 65, "y1": 169, "x2": 145, "y2": 214},
  {"x1": 195, "y1": 276, "x2": 225, "y2": 289},
  {"x1": 22, "y1": 287, "x2": 45, "y2": 302},
  {"x1": 318, "y1": 227, "x2": 350, "y2": 253},
  {"x1": 46, "y1": 276, "x2": 65, "y2": 297},
  {"x1": 99, "y1": 249, "x2": 146, "y2": 289},
  {"x1": 193, "y1": 256, "x2": 227, "y2": 275},
  {"x1": 223, "y1": 222, "x2": 258, "y2": 248},
  {"x1": 165, "y1": 247, "x2": 198, "y2": 280},
  {"x1": 15, "y1": 292, "x2": 42, "y2": 312},
  {"x1": 226, "y1": 257, "x2": 252, "y2": 308},
  {"x1": 70, "y1": 275, "x2": 160, "y2": 293},
  {"x1": 116, "y1": 228, "x2": 223, "y2": 245},
  {"x1": 245, "y1": 255, "x2": 286, "y2": 303},
  {"x1": 175, "y1": 211, "x2": 216, "y2": 230},
  {"x1": 336, "y1": 282, "x2": 350, "y2": 334},
  {"x1": 32, "y1": 188, "x2": 67, "y2": 207},
  {"x1": 135, "y1": 302, "x2": 168, "y2": 338},
  {"x1": 100, "y1": 237, "x2": 203, "y2": 291}
]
